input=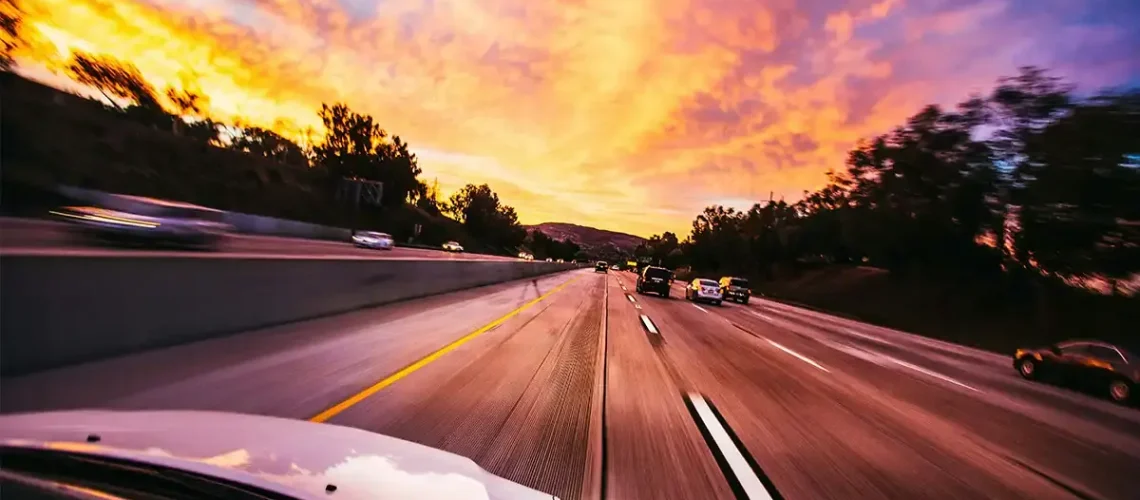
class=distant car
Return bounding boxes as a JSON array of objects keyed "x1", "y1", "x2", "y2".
[
  {"x1": 0, "y1": 410, "x2": 556, "y2": 500},
  {"x1": 556, "y1": 259, "x2": 564, "y2": 263},
  {"x1": 52, "y1": 196, "x2": 230, "y2": 250},
  {"x1": 595, "y1": 261, "x2": 609, "y2": 273},
  {"x1": 719, "y1": 276, "x2": 751, "y2": 304},
  {"x1": 352, "y1": 231, "x2": 394, "y2": 250},
  {"x1": 442, "y1": 241, "x2": 464, "y2": 252},
  {"x1": 545, "y1": 258, "x2": 553, "y2": 262},
  {"x1": 517, "y1": 251, "x2": 534, "y2": 260},
  {"x1": 685, "y1": 278, "x2": 723, "y2": 305},
  {"x1": 636, "y1": 266, "x2": 673, "y2": 297},
  {"x1": 1014, "y1": 340, "x2": 1136, "y2": 404}
]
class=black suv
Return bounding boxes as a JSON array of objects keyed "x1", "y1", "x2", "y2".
[
  {"x1": 595, "y1": 261, "x2": 608, "y2": 273},
  {"x1": 719, "y1": 276, "x2": 751, "y2": 304},
  {"x1": 636, "y1": 266, "x2": 673, "y2": 297}
]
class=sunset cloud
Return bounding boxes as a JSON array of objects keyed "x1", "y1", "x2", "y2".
[{"x1": 15, "y1": 0, "x2": 1140, "y2": 236}]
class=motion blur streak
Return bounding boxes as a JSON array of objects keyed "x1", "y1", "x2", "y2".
[{"x1": 308, "y1": 275, "x2": 582, "y2": 423}]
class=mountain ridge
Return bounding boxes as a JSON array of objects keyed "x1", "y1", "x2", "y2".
[{"x1": 525, "y1": 222, "x2": 646, "y2": 255}]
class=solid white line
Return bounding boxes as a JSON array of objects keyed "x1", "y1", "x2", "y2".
[
  {"x1": 766, "y1": 340, "x2": 829, "y2": 372},
  {"x1": 885, "y1": 357, "x2": 979, "y2": 392},
  {"x1": 693, "y1": 303, "x2": 709, "y2": 313},
  {"x1": 639, "y1": 314, "x2": 659, "y2": 334},
  {"x1": 842, "y1": 328, "x2": 893, "y2": 345},
  {"x1": 687, "y1": 394, "x2": 775, "y2": 500},
  {"x1": 627, "y1": 294, "x2": 636, "y2": 303}
]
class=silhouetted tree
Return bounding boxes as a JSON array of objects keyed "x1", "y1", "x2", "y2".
[
  {"x1": 230, "y1": 126, "x2": 308, "y2": 166},
  {"x1": 1016, "y1": 90, "x2": 1140, "y2": 289},
  {"x1": 446, "y1": 183, "x2": 526, "y2": 251},
  {"x1": 312, "y1": 103, "x2": 421, "y2": 206},
  {"x1": 1, "y1": 0, "x2": 23, "y2": 70},
  {"x1": 66, "y1": 51, "x2": 162, "y2": 112}
]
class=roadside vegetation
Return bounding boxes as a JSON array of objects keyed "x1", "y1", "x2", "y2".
[{"x1": 635, "y1": 68, "x2": 1139, "y2": 352}]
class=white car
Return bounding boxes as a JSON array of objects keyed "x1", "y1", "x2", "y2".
[
  {"x1": 352, "y1": 231, "x2": 394, "y2": 250},
  {"x1": 685, "y1": 278, "x2": 724, "y2": 305},
  {"x1": 442, "y1": 241, "x2": 464, "y2": 252},
  {"x1": 0, "y1": 410, "x2": 556, "y2": 499}
]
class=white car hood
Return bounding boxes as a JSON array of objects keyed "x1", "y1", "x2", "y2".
[{"x1": 0, "y1": 410, "x2": 556, "y2": 500}]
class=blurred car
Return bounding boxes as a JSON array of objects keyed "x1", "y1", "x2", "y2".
[
  {"x1": 1014, "y1": 340, "x2": 1136, "y2": 404},
  {"x1": 685, "y1": 278, "x2": 723, "y2": 305},
  {"x1": 556, "y1": 259, "x2": 564, "y2": 263},
  {"x1": 719, "y1": 276, "x2": 751, "y2": 304},
  {"x1": 518, "y1": 251, "x2": 534, "y2": 260},
  {"x1": 595, "y1": 261, "x2": 608, "y2": 273},
  {"x1": 545, "y1": 258, "x2": 553, "y2": 262},
  {"x1": 351, "y1": 230, "x2": 394, "y2": 250},
  {"x1": 636, "y1": 266, "x2": 673, "y2": 297},
  {"x1": 51, "y1": 196, "x2": 230, "y2": 250},
  {"x1": 0, "y1": 410, "x2": 557, "y2": 500},
  {"x1": 442, "y1": 241, "x2": 464, "y2": 252}
]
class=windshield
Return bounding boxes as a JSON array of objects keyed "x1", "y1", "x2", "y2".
[{"x1": 729, "y1": 278, "x2": 749, "y2": 288}]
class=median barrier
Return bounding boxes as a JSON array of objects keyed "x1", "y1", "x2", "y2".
[{"x1": 0, "y1": 255, "x2": 574, "y2": 375}]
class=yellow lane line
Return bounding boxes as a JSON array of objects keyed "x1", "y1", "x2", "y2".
[{"x1": 309, "y1": 274, "x2": 584, "y2": 423}]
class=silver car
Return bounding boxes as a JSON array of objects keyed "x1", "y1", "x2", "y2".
[
  {"x1": 0, "y1": 410, "x2": 558, "y2": 500},
  {"x1": 685, "y1": 278, "x2": 724, "y2": 305},
  {"x1": 352, "y1": 231, "x2": 394, "y2": 250}
]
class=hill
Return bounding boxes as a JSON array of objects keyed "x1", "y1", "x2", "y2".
[{"x1": 526, "y1": 222, "x2": 646, "y2": 255}]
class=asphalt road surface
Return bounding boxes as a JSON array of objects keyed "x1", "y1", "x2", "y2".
[
  {"x1": 0, "y1": 217, "x2": 516, "y2": 260},
  {"x1": 4, "y1": 269, "x2": 1138, "y2": 499}
]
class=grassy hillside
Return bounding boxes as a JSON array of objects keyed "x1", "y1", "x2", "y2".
[{"x1": 754, "y1": 266, "x2": 1139, "y2": 354}]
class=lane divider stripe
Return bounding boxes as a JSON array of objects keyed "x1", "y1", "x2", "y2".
[
  {"x1": 639, "y1": 314, "x2": 659, "y2": 335},
  {"x1": 766, "y1": 340, "x2": 829, "y2": 373},
  {"x1": 684, "y1": 393, "x2": 780, "y2": 500},
  {"x1": 309, "y1": 275, "x2": 582, "y2": 423}
]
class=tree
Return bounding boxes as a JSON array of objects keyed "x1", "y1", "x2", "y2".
[
  {"x1": 1, "y1": 0, "x2": 23, "y2": 70},
  {"x1": 446, "y1": 183, "x2": 526, "y2": 251},
  {"x1": 1015, "y1": 90, "x2": 1140, "y2": 289},
  {"x1": 165, "y1": 87, "x2": 206, "y2": 117},
  {"x1": 230, "y1": 126, "x2": 308, "y2": 166},
  {"x1": 412, "y1": 178, "x2": 444, "y2": 215},
  {"x1": 312, "y1": 103, "x2": 421, "y2": 206},
  {"x1": 66, "y1": 51, "x2": 162, "y2": 112}
]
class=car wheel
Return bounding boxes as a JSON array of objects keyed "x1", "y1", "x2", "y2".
[
  {"x1": 714, "y1": 300, "x2": 722, "y2": 306},
  {"x1": 662, "y1": 291, "x2": 670, "y2": 299},
  {"x1": 1108, "y1": 379, "x2": 1131, "y2": 404},
  {"x1": 1016, "y1": 357, "x2": 1037, "y2": 380},
  {"x1": 742, "y1": 298, "x2": 749, "y2": 305}
]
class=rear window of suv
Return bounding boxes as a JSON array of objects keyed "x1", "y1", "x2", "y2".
[
  {"x1": 644, "y1": 267, "x2": 671, "y2": 279},
  {"x1": 730, "y1": 278, "x2": 749, "y2": 288}
]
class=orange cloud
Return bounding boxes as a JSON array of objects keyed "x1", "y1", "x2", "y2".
[{"x1": 13, "y1": 0, "x2": 1140, "y2": 237}]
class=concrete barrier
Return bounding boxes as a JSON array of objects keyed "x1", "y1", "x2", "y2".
[{"x1": 0, "y1": 255, "x2": 575, "y2": 375}]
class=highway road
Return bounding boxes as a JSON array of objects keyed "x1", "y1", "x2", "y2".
[
  {"x1": 0, "y1": 217, "x2": 516, "y2": 260},
  {"x1": 3, "y1": 269, "x2": 1138, "y2": 499}
]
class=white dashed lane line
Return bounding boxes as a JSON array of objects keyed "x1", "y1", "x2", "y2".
[
  {"x1": 640, "y1": 314, "x2": 660, "y2": 335},
  {"x1": 685, "y1": 393, "x2": 778, "y2": 500},
  {"x1": 693, "y1": 303, "x2": 709, "y2": 313},
  {"x1": 765, "y1": 339, "x2": 829, "y2": 373}
]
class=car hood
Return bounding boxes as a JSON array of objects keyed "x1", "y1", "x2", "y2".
[{"x1": 0, "y1": 410, "x2": 556, "y2": 500}]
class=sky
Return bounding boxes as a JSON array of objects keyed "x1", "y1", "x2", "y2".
[{"x1": 12, "y1": 0, "x2": 1140, "y2": 237}]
